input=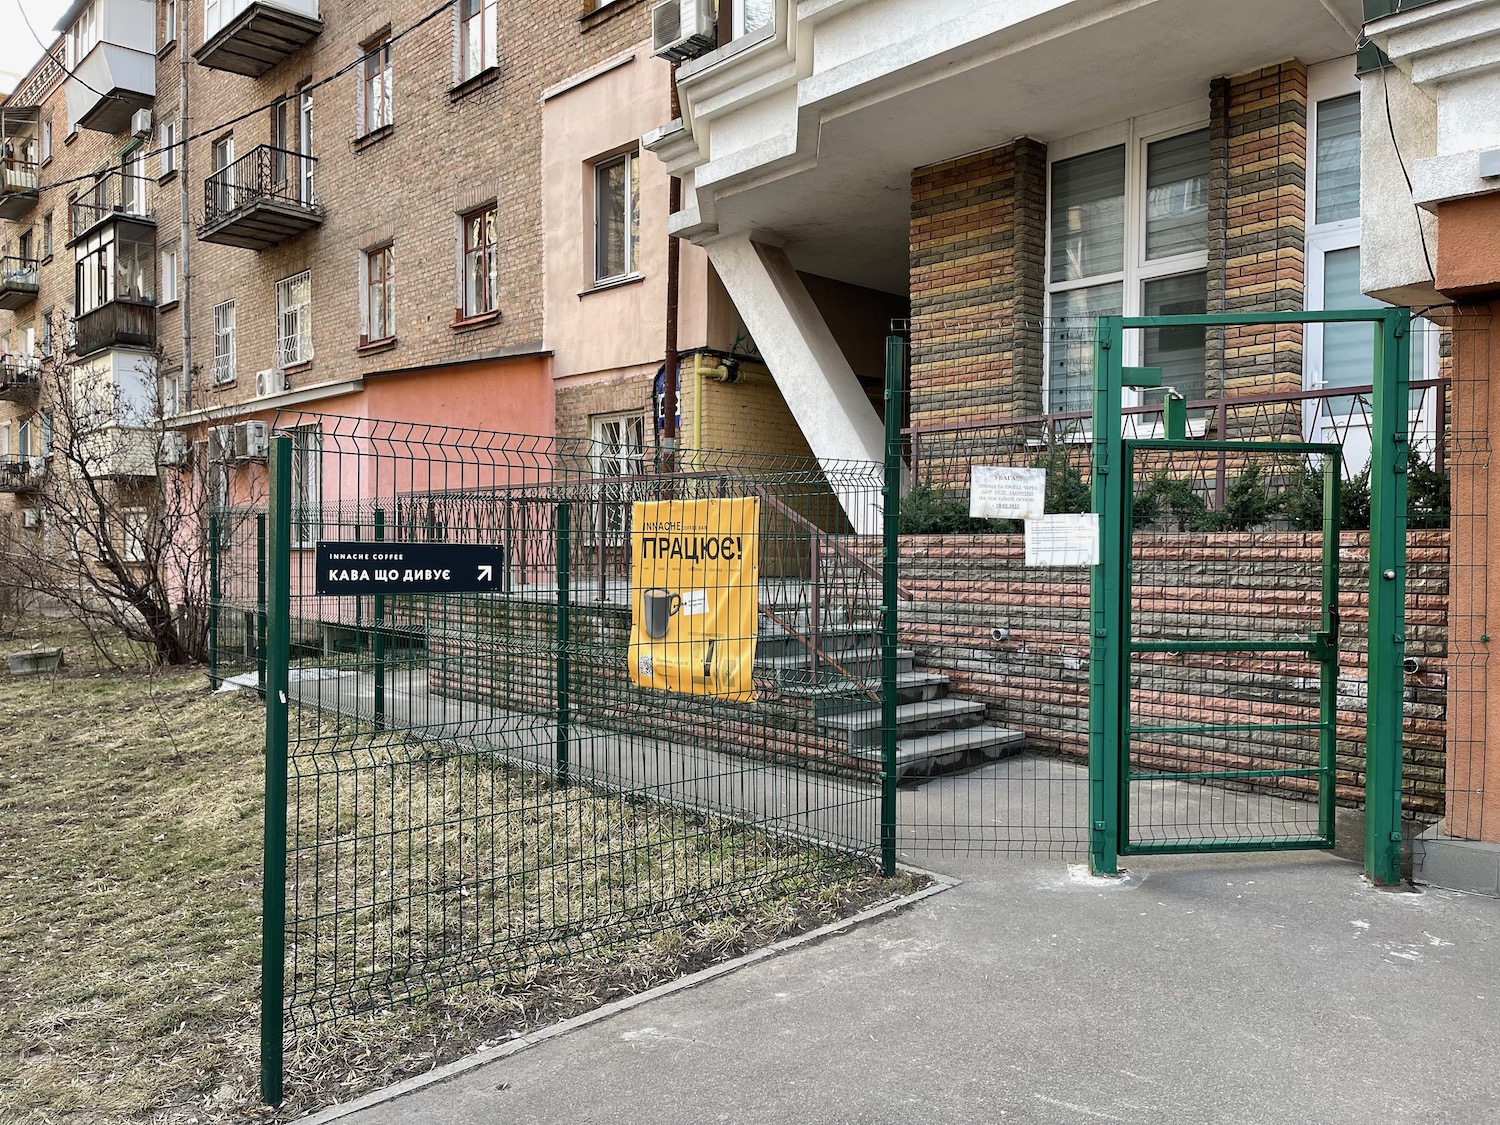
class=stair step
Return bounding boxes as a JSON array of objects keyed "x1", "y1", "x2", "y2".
[
  {"x1": 756, "y1": 647, "x2": 914, "y2": 676},
  {"x1": 804, "y1": 672, "x2": 949, "y2": 716},
  {"x1": 822, "y1": 696, "x2": 985, "y2": 749},
  {"x1": 852, "y1": 725, "x2": 1027, "y2": 778}
]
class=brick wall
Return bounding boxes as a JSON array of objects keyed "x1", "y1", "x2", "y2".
[{"x1": 908, "y1": 137, "x2": 1046, "y2": 430}]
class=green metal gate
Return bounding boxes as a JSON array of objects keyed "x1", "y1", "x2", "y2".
[{"x1": 1089, "y1": 309, "x2": 1412, "y2": 886}]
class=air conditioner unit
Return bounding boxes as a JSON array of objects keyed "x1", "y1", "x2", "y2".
[
  {"x1": 160, "y1": 430, "x2": 190, "y2": 466},
  {"x1": 255, "y1": 368, "x2": 282, "y2": 398},
  {"x1": 233, "y1": 420, "x2": 269, "y2": 462},
  {"x1": 651, "y1": 0, "x2": 717, "y2": 63},
  {"x1": 209, "y1": 425, "x2": 234, "y2": 462},
  {"x1": 130, "y1": 109, "x2": 152, "y2": 139},
  {"x1": 21, "y1": 508, "x2": 40, "y2": 529}
]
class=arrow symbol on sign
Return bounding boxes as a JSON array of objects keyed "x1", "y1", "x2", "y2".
[{"x1": 478, "y1": 565, "x2": 493, "y2": 581}]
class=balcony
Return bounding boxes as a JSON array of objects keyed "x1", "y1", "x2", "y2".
[
  {"x1": 198, "y1": 146, "x2": 323, "y2": 250},
  {"x1": 0, "y1": 161, "x2": 39, "y2": 220},
  {"x1": 66, "y1": 42, "x2": 154, "y2": 134},
  {"x1": 75, "y1": 300, "x2": 157, "y2": 359},
  {"x1": 195, "y1": 0, "x2": 323, "y2": 77},
  {"x1": 0, "y1": 457, "x2": 43, "y2": 493},
  {"x1": 70, "y1": 170, "x2": 154, "y2": 246},
  {"x1": 0, "y1": 355, "x2": 41, "y2": 403},
  {"x1": 0, "y1": 258, "x2": 39, "y2": 311}
]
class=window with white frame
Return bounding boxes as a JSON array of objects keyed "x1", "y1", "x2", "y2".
[
  {"x1": 277, "y1": 270, "x2": 313, "y2": 367},
  {"x1": 1045, "y1": 115, "x2": 1210, "y2": 415},
  {"x1": 592, "y1": 411, "x2": 647, "y2": 542},
  {"x1": 594, "y1": 152, "x2": 640, "y2": 285},
  {"x1": 160, "y1": 248, "x2": 178, "y2": 304},
  {"x1": 163, "y1": 0, "x2": 177, "y2": 46},
  {"x1": 42, "y1": 212, "x2": 52, "y2": 258},
  {"x1": 211, "y1": 135, "x2": 235, "y2": 213},
  {"x1": 40, "y1": 116, "x2": 51, "y2": 162},
  {"x1": 160, "y1": 121, "x2": 177, "y2": 176},
  {"x1": 460, "y1": 204, "x2": 498, "y2": 317},
  {"x1": 733, "y1": 0, "x2": 773, "y2": 37},
  {"x1": 121, "y1": 507, "x2": 148, "y2": 563},
  {"x1": 121, "y1": 146, "x2": 148, "y2": 215},
  {"x1": 212, "y1": 299, "x2": 236, "y2": 383},
  {"x1": 66, "y1": 3, "x2": 98, "y2": 69},
  {"x1": 360, "y1": 38, "x2": 393, "y2": 135},
  {"x1": 458, "y1": 0, "x2": 498, "y2": 82},
  {"x1": 290, "y1": 426, "x2": 321, "y2": 547},
  {"x1": 363, "y1": 245, "x2": 394, "y2": 342}
]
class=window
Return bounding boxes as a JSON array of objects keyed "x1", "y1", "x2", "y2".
[
  {"x1": 74, "y1": 225, "x2": 156, "y2": 314},
  {"x1": 592, "y1": 411, "x2": 647, "y2": 542},
  {"x1": 1045, "y1": 120, "x2": 1210, "y2": 413},
  {"x1": 276, "y1": 270, "x2": 313, "y2": 366},
  {"x1": 40, "y1": 117, "x2": 51, "y2": 163},
  {"x1": 160, "y1": 121, "x2": 177, "y2": 176},
  {"x1": 458, "y1": 0, "x2": 498, "y2": 82},
  {"x1": 460, "y1": 205, "x2": 498, "y2": 317},
  {"x1": 66, "y1": 3, "x2": 98, "y2": 69},
  {"x1": 40, "y1": 314, "x2": 52, "y2": 358},
  {"x1": 18, "y1": 228, "x2": 33, "y2": 262},
  {"x1": 272, "y1": 93, "x2": 315, "y2": 200},
  {"x1": 290, "y1": 427, "x2": 321, "y2": 547},
  {"x1": 212, "y1": 299, "x2": 236, "y2": 383},
  {"x1": 360, "y1": 39, "x2": 393, "y2": 135},
  {"x1": 159, "y1": 370, "x2": 181, "y2": 417},
  {"x1": 121, "y1": 507, "x2": 148, "y2": 564},
  {"x1": 160, "y1": 248, "x2": 179, "y2": 304},
  {"x1": 121, "y1": 147, "x2": 148, "y2": 214},
  {"x1": 163, "y1": 0, "x2": 177, "y2": 46},
  {"x1": 212, "y1": 135, "x2": 235, "y2": 213},
  {"x1": 42, "y1": 213, "x2": 52, "y2": 258},
  {"x1": 594, "y1": 152, "x2": 640, "y2": 284},
  {"x1": 299, "y1": 91, "x2": 314, "y2": 204},
  {"x1": 733, "y1": 0, "x2": 774, "y2": 37},
  {"x1": 363, "y1": 245, "x2": 394, "y2": 342}
]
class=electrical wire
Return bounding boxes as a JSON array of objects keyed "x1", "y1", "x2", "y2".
[
  {"x1": 15, "y1": 0, "x2": 121, "y2": 107},
  {"x1": 1367, "y1": 37, "x2": 1438, "y2": 282}
]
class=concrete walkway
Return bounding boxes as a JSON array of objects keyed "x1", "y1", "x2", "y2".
[{"x1": 309, "y1": 847, "x2": 1499, "y2": 1124}]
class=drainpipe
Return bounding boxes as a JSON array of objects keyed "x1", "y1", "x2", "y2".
[
  {"x1": 661, "y1": 61, "x2": 681, "y2": 463},
  {"x1": 178, "y1": 27, "x2": 192, "y2": 409}
]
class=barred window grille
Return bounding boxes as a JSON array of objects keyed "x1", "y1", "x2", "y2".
[
  {"x1": 277, "y1": 270, "x2": 312, "y2": 367},
  {"x1": 212, "y1": 299, "x2": 236, "y2": 383}
]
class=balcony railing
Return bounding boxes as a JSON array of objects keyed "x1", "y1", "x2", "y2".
[
  {"x1": 70, "y1": 170, "x2": 154, "y2": 243},
  {"x1": 0, "y1": 457, "x2": 42, "y2": 493},
  {"x1": 0, "y1": 159, "x2": 39, "y2": 219},
  {"x1": 199, "y1": 145, "x2": 323, "y2": 250},
  {"x1": 0, "y1": 257, "x2": 39, "y2": 311},
  {"x1": 0, "y1": 354, "x2": 41, "y2": 402},
  {"x1": 74, "y1": 300, "x2": 157, "y2": 359}
]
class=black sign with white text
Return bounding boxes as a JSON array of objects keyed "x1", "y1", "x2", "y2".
[{"x1": 314, "y1": 542, "x2": 507, "y2": 595}]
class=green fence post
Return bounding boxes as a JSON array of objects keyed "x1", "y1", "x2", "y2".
[
  {"x1": 1318, "y1": 455, "x2": 1342, "y2": 846},
  {"x1": 260, "y1": 436, "x2": 292, "y2": 1107},
  {"x1": 556, "y1": 501, "x2": 571, "y2": 786},
  {"x1": 1366, "y1": 307, "x2": 1411, "y2": 886},
  {"x1": 373, "y1": 508, "x2": 386, "y2": 731},
  {"x1": 256, "y1": 513, "x2": 267, "y2": 702},
  {"x1": 880, "y1": 333, "x2": 904, "y2": 877},
  {"x1": 208, "y1": 512, "x2": 221, "y2": 688},
  {"x1": 1089, "y1": 317, "x2": 1124, "y2": 876}
]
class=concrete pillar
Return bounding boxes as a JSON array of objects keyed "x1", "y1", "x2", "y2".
[{"x1": 704, "y1": 234, "x2": 889, "y2": 534}]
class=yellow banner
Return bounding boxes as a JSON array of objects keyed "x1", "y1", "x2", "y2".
[{"x1": 627, "y1": 497, "x2": 760, "y2": 701}]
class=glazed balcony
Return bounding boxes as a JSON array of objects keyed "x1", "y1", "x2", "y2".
[
  {"x1": 0, "y1": 258, "x2": 40, "y2": 311},
  {"x1": 0, "y1": 160, "x2": 39, "y2": 220},
  {"x1": 74, "y1": 300, "x2": 157, "y2": 359},
  {"x1": 195, "y1": 0, "x2": 322, "y2": 78},
  {"x1": 199, "y1": 145, "x2": 323, "y2": 250},
  {"x1": 0, "y1": 355, "x2": 42, "y2": 403}
]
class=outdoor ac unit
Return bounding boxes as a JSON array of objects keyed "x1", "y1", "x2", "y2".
[
  {"x1": 160, "y1": 430, "x2": 190, "y2": 466},
  {"x1": 209, "y1": 425, "x2": 234, "y2": 462},
  {"x1": 651, "y1": 0, "x2": 717, "y2": 62},
  {"x1": 21, "y1": 508, "x2": 39, "y2": 529},
  {"x1": 255, "y1": 368, "x2": 282, "y2": 398},
  {"x1": 233, "y1": 420, "x2": 269, "y2": 462},
  {"x1": 131, "y1": 109, "x2": 152, "y2": 138}
]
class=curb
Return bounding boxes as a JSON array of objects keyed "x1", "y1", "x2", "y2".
[{"x1": 292, "y1": 866, "x2": 959, "y2": 1124}]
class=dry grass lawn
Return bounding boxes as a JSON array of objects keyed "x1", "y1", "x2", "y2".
[{"x1": 0, "y1": 627, "x2": 913, "y2": 1124}]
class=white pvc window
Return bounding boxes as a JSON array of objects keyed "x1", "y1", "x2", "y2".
[
  {"x1": 592, "y1": 412, "x2": 647, "y2": 543},
  {"x1": 594, "y1": 152, "x2": 639, "y2": 284},
  {"x1": 291, "y1": 426, "x2": 322, "y2": 547},
  {"x1": 212, "y1": 299, "x2": 236, "y2": 384},
  {"x1": 276, "y1": 271, "x2": 313, "y2": 367},
  {"x1": 734, "y1": 0, "x2": 773, "y2": 37}
]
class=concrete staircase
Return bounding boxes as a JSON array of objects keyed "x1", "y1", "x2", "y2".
[{"x1": 756, "y1": 607, "x2": 1024, "y2": 780}]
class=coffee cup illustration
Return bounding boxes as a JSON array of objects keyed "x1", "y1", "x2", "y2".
[{"x1": 642, "y1": 588, "x2": 682, "y2": 639}]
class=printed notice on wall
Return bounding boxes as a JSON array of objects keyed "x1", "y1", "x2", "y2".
[
  {"x1": 1024, "y1": 513, "x2": 1101, "y2": 568},
  {"x1": 628, "y1": 497, "x2": 760, "y2": 701},
  {"x1": 970, "y1": 466, "x2": 1047, "y2": 520}
]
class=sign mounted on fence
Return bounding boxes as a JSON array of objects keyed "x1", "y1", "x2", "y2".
[
  {"x1": 970, "y1": 466, "x2": 1047, "y2": 520},
  {"x1": 1024, "y1": 514, "x2": 1100, "y2": 567},
  {"x1": 627, "y1": 497, "x2": 760, "y2": 701},
  {"x1": 313, "y1": 542, "x2": 507, "y2": 595}
]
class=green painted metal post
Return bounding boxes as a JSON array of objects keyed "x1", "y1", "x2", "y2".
[
  {"x1": 1365, "y1": 307, "x2": 1411, "y2": 886},
  {"x1": 256, "y1": 514, "x2": 267, "y2": 702},
  {"x1": 260, "y1": 436, "x2": 293, "y2": 1107},
  {"x1": 1089, "y1": 317, "x2": 1124, "y2": 876},
  {"x1": 1318, "y1": 455, "x2": 1342, "y2": 845},
  {"x1": 880, "y1": 334, "x2": 904, "y2": 877},
  {"x1": 1164, "y1": 393, "x2": 1187, "y2": 441},
  {"x1": 208, "y1": 512, "x2": 220, "y2": 688},
  {"x1": 556, "y1": 502, "x2": 571, "y2": 786},
  {"x1": 373, "y1": 508, "x2": 386, "y2": 731}
]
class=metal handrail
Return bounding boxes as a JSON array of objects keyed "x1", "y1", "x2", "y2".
[
  {"x1": 71, "y1": 169, "x2": 152, "y2": 237},
  {"x1": 203, "y1": 145, "x2": 320, "y2": 226},
  {"x1": 0, "y1": 256, "x2": 39, "y2": 286}
]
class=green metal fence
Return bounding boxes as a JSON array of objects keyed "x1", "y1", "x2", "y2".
[{"x1": 233, "y1": 416, "x2": 898, "y2": 1104}]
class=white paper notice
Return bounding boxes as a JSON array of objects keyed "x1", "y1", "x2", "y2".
[
  {"x1": 1025, "y1": 514, "x2": 1101, "y2": 567},
  {"x1": 969, "y1": 466, "x2": 1047, "y2": 520}
]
